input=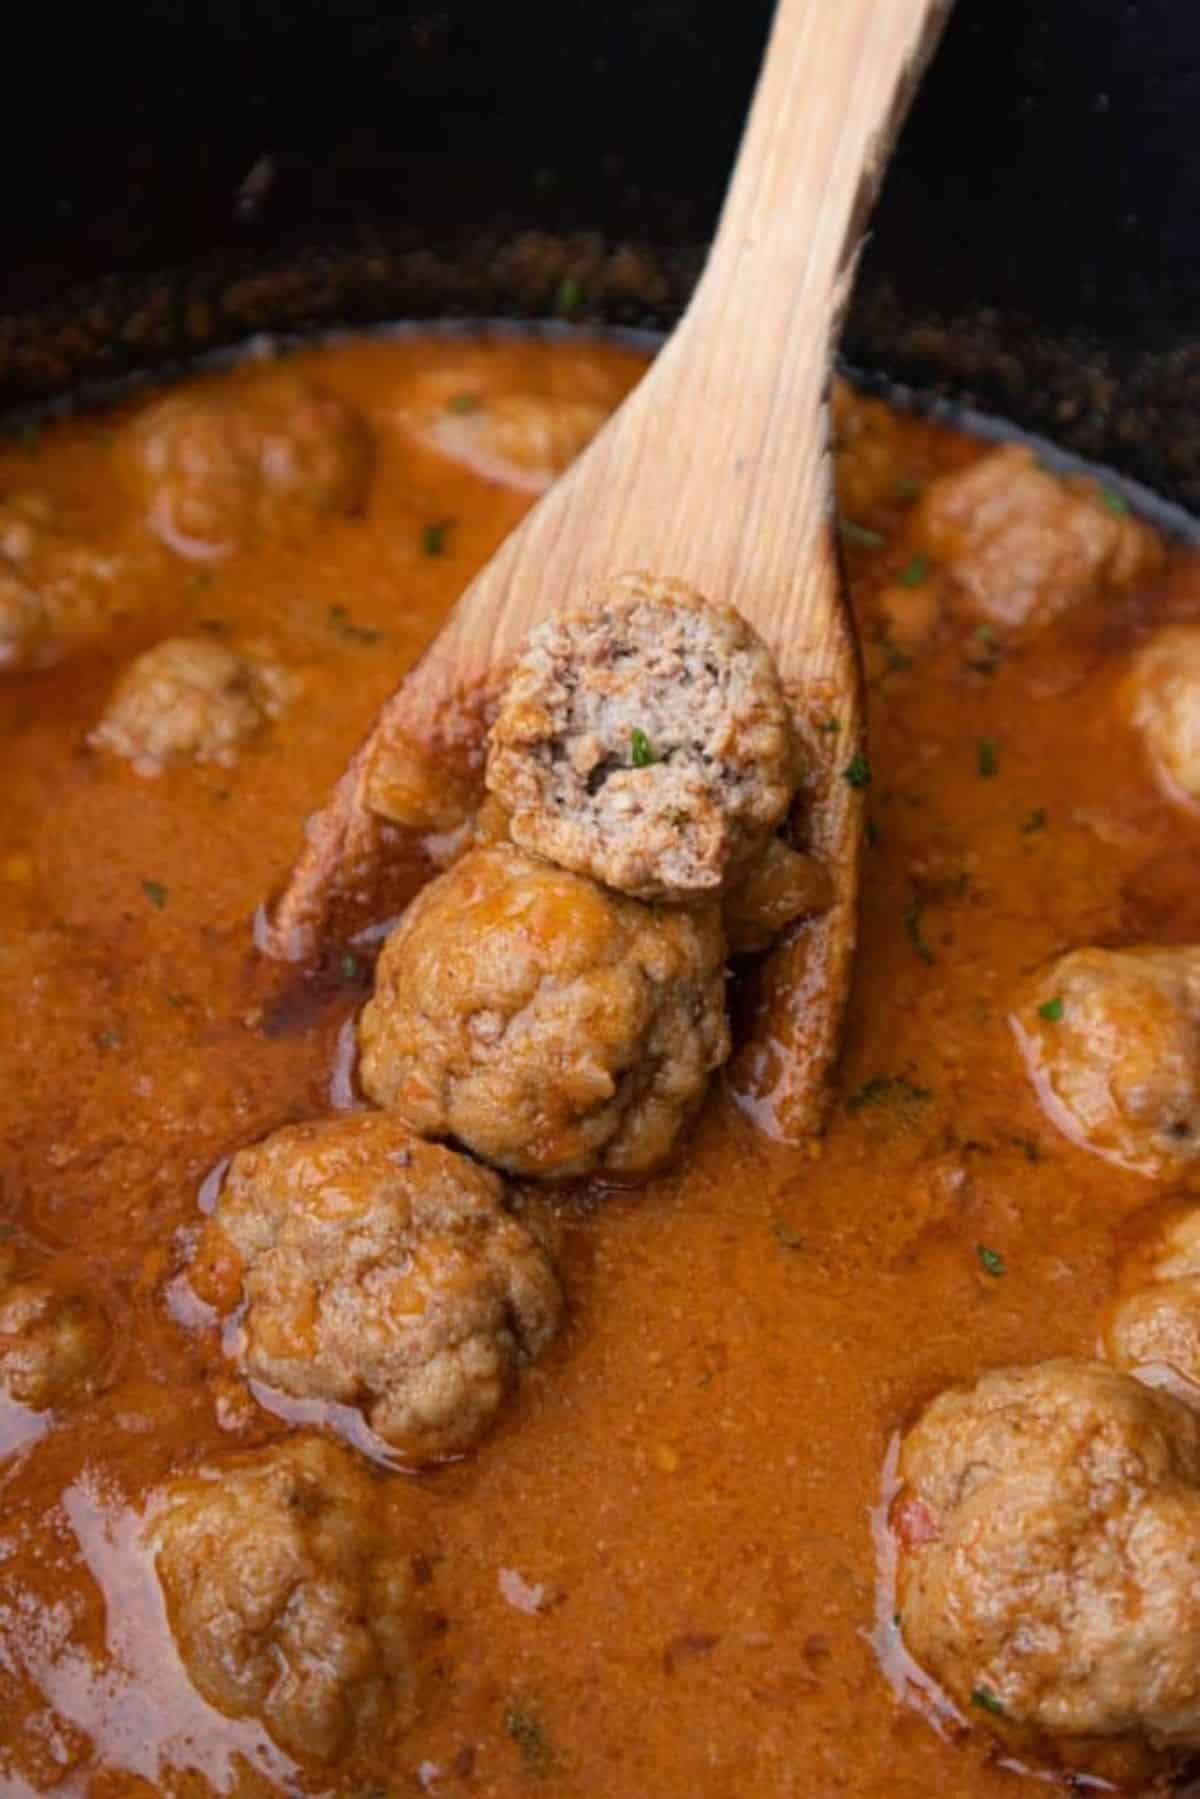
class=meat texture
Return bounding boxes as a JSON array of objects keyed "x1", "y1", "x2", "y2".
[
  {"x1": 148, "y1": 1435, "x2": 418, "y2": 1764},
  {"x1": 1106, "y1": 1206, "x2": 1200, "y2": 1387},
  {"x1": 191, "y1": 1112, "x2": 561, "y2": 1464},
  {"x1": 913, "y1": 444, "x2": 1162, "y2": 629},
  {"x1": 487, "y1": 574, "x2": 797, "y2": 903},
  {"x1": 90, "y1": 636, "x2": 295, "y2": 772},
  {"x1": 1013, "y1": 945, "x2": 1200, "y2": 1175},
  {"x1": 1127, "y1": 623, "x2": 1200, "y2": 806},
  {"x1": 0, "y1": 1246, "x2": 109, "y2": 1410},
  {"x1": 0, "y1": 492, "x2": 122, "y2": 670},
  {"x1": 357, "y1": 844, "x2": 730, "y2": 1180},
  {"x1": 121, "y1": 371, "x2": 372, "y2": 558},
  {"x1": 896, "y1": 1360, "x2": 1200, "y2": 1762}
]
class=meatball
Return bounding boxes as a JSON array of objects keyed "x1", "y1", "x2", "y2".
[
  {"x1": 895, "y1": 1359, "x2": 1200, "y2": 1759},
  {"x1": 191, "y1": 1113, "x2": 562, "y2": 1464},
  {"x1": 1128, "y1": 623, "x2": 1200, "y2": 806},
  {"x1": 0, "y1": 1245, "x2": 109, "y2": 1410},
  {"x1": 357, "y1": 844, "x2": 730, "y2": 1180},
  {"x1": 912, "y1": 444, "x2": 1162, "y2": 629},
  {"x1": 0, "y1": 492, "x2": 121, "y2": 670},
  {"x1": 148, "y1": 1435, "x2": 417, "y2": 1764},
  {"x1": 403, "y1": 363, "x2": 630, "y2": 493},
  {"x1": 486, "y1": 574, "x2": 797, "y2": 903},
  {"x1": 1013, "y1": 945, "x2": 1200, "y2": 1175},
  {"x1": 122, "y1": 372, "x2": 372, "y2": 558},
  {"x1": 90, "y1": 636, "x2": 295, "y2": 772},
  {"x1": 1106, "y1": 1205, "x2": 1200, "y2": 1385}
]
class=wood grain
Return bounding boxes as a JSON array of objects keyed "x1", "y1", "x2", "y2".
[{"x1": 265, "y1": 0, "x2": 951, "y2": 1140}]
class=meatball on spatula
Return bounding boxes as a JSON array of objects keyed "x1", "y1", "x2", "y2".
[{"x1": 266, "y1": 0, "x2": 950, "y2": 1141}]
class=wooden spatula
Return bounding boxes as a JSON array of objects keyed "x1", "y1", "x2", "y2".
[{"x1": 264, "y1": 0, "x2": 951, "y2": 1141}]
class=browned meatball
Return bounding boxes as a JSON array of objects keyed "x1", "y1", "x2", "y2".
[
  {"x1": 191, "y1": 1113, "x2": 562, "y2": 1464},
  {"x1": 912, "y1": 444, "x2": 1162, "y2": 629},
  {"x1": 0, "y1": 1245, "x2": 110, "y2": 1410},
  {"x1": 357, "y1": 845, "x2": 730, "y2": 1180},
  {"x1": 0, "y1": 492, "x2": 122, "y2": 670},
  {"x1": 90, "y1": 636, "x2": 295, "y2": 772},
  {"x1": 1127, "y1": 623, "x2": 1200, "y2": 807},
  {"x1": 486, "y1": 574, "x2": 797, "y2": 903},
  {"x1": 1106, "y1": 1205, "x2": 1200, "y2": 1386},
  {"x1": 895, "y1": 1360, "x2": 1200, "y2": 1764},
  {"x1": 148, "y1": 1435, "x2": 418, "y2": 1765},
  {"x1": 121, "y1": 371, "x2": 372, "y2": 558},
  {"x1": 1013, "y1": 945, "x2": 1200, "y2": 1175}
]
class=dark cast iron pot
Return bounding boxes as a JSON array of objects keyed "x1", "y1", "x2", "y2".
[{"x1": 3, "y1": 0, "x2": 1200, "y2": 511}]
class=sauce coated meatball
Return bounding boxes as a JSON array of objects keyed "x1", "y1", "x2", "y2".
[
  {"x1": 1106, "y1": 1205, "x2": 1200, "y2": 1386},
  {"x1": 357, "y1": 844, "x2": 730, "y2": 1180},
  {"x1": 121, "y1": 372, "x2": 372, "y2": 558},
  {"x1": 148, "y1": 1435, "x2": 418, "y2": 1765},
  {"x1": 90, "y1": 636, "x2": 295, "y2": 772},
  {"x1": 1127, "y1": 623, "x2": 1200, "y2": 806},
  {"x1": 486, "y1": 574, "x2": 797, "y2": 903},
  {"x1": 1013, "y1": 945, "x2": 1200, "y2": 1175},
  {"x1": 913, "y1": 444, "x2": 1162, "y2": 629},
  {"x1": 0, "y1": 492, "x2": 121, "y2": 670},
  {"x1": 0, "y1": 1245, "x2": 109, "y2": 1410},
  {"x1": 895, "y1": 1360, "x2": 1200, "y2": 1763},
  {"x1": 191, "y1": 1113, "x2": 562, "y2": 1464}
]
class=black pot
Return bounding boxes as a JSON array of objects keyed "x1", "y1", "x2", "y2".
[{"x1": 4, "y1": 0, "x2": 1200, "y2": 508}]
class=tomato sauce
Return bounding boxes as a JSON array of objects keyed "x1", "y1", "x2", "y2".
[{"x1": 1, "y1": 332, "x2": 1198, "y2": 1796}]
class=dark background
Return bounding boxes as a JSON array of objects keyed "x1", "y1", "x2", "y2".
[{"x1": 3, "y1": 1, "x2": 1200, "y2": 499}]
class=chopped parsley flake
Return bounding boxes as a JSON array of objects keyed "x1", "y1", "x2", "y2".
[
  {"x1": 977, "y1": 738, "x2": 999, "y2": 778},
  {"x1": 971, "y1": 1686, "x2": 1006, "y2": 1716},
  {"x1": 897, "y1": 555, "x2": 928, "y2": 587},
  {"x1": 328, "y1": 604, "x2": 383, "y2": 644},
  {"x1": 818, "y1": 717, "x2": 841, "y2": 735},
  {"x1": 846, "y1": 1074, "x2": 931, "y2": 1114},
  {"x1": 630, "y1": 727, "x2": 656, "y2": 768},
  {"x1": 1100, "y1": 486, "x2": 1130, "y2": 515},
  {"x1": 895, "y1": 475, "x2": 922, "y2": 501},
  {"x1": 142, "y1": 879, "x2": 168, "y2": 910},
  {"x1": 977, "y1": 1244, "x2": 1007, "y2": 1278},
  {"x1": 421, "y1": 518, "x2": 454, "y2": 557},
  {"x1": 864, "y1": 817, "x2": 880, "y2": 849},
  {"x1": 1021, "y1": 806, "x2": 1047, "y2": 834},
  {"x1": 447, "y1": 391, "x2": 480, "y2": 414},
  {"x1": 772, "y1": 1220, "x2": 806, "y2": 1252},
  {"x1": 974, "y1": 623, "x2": 997, "y2": 643},
  {"x1": 555, "y1": 275, "x2": 583, "y2": 318},
  {"x1": 844, "y1": 752, "x2": 872, "y2": 789},
  {"x1": 504, "y1": 1704, "x2": 554, "y2": 1774},
  {"x1": 340, "y1": 953, "x2": 361, "y2": 981},
  {"x1": 1038, "y1": 995, "x2": 1065, "y2": 1022},
  {"x1": 903, "y1": 901, "x2": 935, "y2": 964},
  {"x1": 96, "y1": 1028, "x2": 121, "y2": 1051},
  {"x1": 839, "y1": 517, "x2": 886, "y2": 551}
]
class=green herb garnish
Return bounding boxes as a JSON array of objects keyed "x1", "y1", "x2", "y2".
[
  {"x1": 977, "y1": 738, "x2": 999, "y2": 778},
  {"x1": 328, "y1": 603, "x2": 383, "y2": 644},
  {"x1": 903, "y1": 901, "x2": 935, "y2": 965},
  {"x1": 977, "y1": 1244, "x2": 1006, "y2": 1278},
  {"x1": 96, "y1": 1028, "x2": 121, "y2": 1051},
  {"x1": 1100, "y1": 486, "x2": 1130, "y2": 515},
  {"x1": 971, "y1": 1686, "x2": 1006, "y2": 1715},
  {"x1": 340, "y1": 953, "x2": 360, "y2": 981},
  {"x1": 555, "y1": 275, "x2": 583, "y2": 318},
  {"x1": 846, "y1": 1074, "x2": 931, "y2": 1114},
  {"x1": 772, "y1": 1220, "x2": 806, "y2": 1252},
  {"x1": 630, "y1": 727, "x2": 656, "y2": 768},
  {"x1": 839, "y1": 517, "x2": 886, "y2": 551},
  {"x1": 447, "y1": 391, "x2": 480, "y2": 414},
  {"x1": 897, "y1": 555, "x2": 928, "y2": 587},
  {"x1": 1021, "y1": 806, "x2": 1047, "y2": 834},
  {"x1": 1038, "y1": 995, "x2": 1064, "y2": 1022},
  {"x1": 142, "y1": 879, "x2": 168, "y2": 910},
  {"x1": 844, "y1": 752, "x2": 872, "y2": 789},
  {"x1": 421, "y1": 518, "x2": 453, "y2": 557},
  {"x1": 817, "y1": 717, "x2": 841, "y2": 736},
  {"x1": 504, "y1": 1705, "x2": 554, "y2": 1774}
]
